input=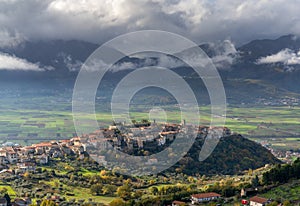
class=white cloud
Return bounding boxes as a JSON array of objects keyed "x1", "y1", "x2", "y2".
[
  {"x1": 81, "y1": 58, "x2": 137, "y2": 72},
  {"x1": 209, "y1": 40, "x2": 238, "y2": 69},
  {"x1": 157, "y1": 55, "x2": 184, "y2": 68},
  {"x1": 0, "y1": 52, "x2": 50, "y2": 71},
  {"x1": 257, "y1": 49, "x2": 300, "y2": 65},
  {"x1": 0, "y1": 0, "x2": 300, "y2": 46},
  {"x1": 58, "y1": 53, "x2": 83, "y2": 72},
  {"x1": 80, "y1": 40, "x2": 238, "y2": 72},
  {"x1": 154, "y1": 40, "x2": 238, "y2": 70},
  {"x1": 0, "y1": 30, "x2": 24, "y2": 48}
]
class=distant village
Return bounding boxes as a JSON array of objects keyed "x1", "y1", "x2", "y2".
[
  {"x1": 256, "y1": 96, "x2": 299, "y2": 106},
  {"x1": 260, "y1": 141, "x2": 300, "y2": 164}
]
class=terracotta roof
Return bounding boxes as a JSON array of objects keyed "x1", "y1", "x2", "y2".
[
  {"x1": 24, "y1": 146, "x2": 35, "y2": 149},
  {"x1": 34, "y1": 142, "x2": 52, "y2": 147},
  {"x1": 7, "y1": 151, "x2": 16, "y2": 154},
  {"x1": 191, "y1": 192, "x2": 221, "y2": 199},
  {"x1": 250, "y1": 196, "x2": 268, "y2": 204},
  {"x1": 60, "y1": 139, "x2": 71, "y2": 143}
]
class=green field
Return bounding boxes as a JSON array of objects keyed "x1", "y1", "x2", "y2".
[{"x1": 0, "y1": 95, "x2": 300, "y2": 150}]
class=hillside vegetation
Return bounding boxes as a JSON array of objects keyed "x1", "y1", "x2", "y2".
[{"x1": 170, "y1": 134, "x2": 281, "y2": 175}]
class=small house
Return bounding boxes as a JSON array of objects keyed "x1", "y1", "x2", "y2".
[
  {"x1": 191, "y1": 192, "x2": 221, "y2": 204},
  {"x1": 249, "y1": 196, "x2": 269, "y2": 206}
]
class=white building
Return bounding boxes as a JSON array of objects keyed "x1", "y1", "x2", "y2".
[
  {"x1": 249, "y1": 196, "x2": 268, "y2": 206},
  {"x1": 191, "y1": 192, "x2": 221, "y2": 204}
]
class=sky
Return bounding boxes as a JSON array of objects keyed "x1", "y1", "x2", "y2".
[{"x1": 1, "y1": 0, "x2": 300, "y2": 48}]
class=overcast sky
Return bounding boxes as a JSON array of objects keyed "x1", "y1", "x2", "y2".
[{"x1": 0, "y1": 0, "x2": 300, "y2": 47}]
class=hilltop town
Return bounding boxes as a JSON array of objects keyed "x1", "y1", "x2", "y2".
[
  {"x1": 0, "y1": 121, "x2": 231, "y2": 174},
  {"x1": 0, "y1": 122, "x2": 291, "y2": 205}
]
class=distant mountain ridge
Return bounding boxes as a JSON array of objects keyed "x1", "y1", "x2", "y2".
[{"x1": 1, "y1": 34, "x2": 300, "y2": 105}]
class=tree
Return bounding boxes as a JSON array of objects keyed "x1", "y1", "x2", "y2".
[
  {"x1": 90, "y1": 183, "x2": 103, "y2": 195},
  {"x1": 188, "y1": 184, "x2": 197, "y2": 191},
  {"x1": 116, "y1": 184, "x2": 132, "y2": 200},
  {"x1": 109, "y1": 198, "x2": 126, "y2": 206},
  {"x1": 0, "y1": 188, "x2": 8, "y2": 196},
  {"x1": 102, "y1": 185, "x2": 117, "y2": 196},
  {"x1": 40, "y1": 199, "x2": 56, "y2": 206},
  {"x1": 24, "y1": 172, "x2": 31, "y2": 180},
  {"x1": 267, "y1": 201, "x2": 278, "y2": 206},
  {"x1": 132, "y1": 190, "x2": 143, "y2": 199},
  {"x1": 99, "y1": 170, "x2": 107, "y2": 177},
  {"x1": 188, "y1": 176, "x2": 195, "y2": 183},
  {"x1": 150, "y1": 186, "x2": 158, "y2": 195},
  {"x1": 149, "y1": 179, "x2": 155, "y2": 185},
  {"x1": 252, "y1": 175, "x2": 259, "y2": 187},
  {"x1": 221, "y1": 186, "x2": 236, "y2": 197}
]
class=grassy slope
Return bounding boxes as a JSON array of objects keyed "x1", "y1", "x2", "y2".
[{"x1": 261, "y1": 180, "x2": 300, "y2": 202}]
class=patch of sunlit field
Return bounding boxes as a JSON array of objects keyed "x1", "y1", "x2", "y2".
[{"x1": 1, "y1": 95, "x2": 300, "y2": 150}]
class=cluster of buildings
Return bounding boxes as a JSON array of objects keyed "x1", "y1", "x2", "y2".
[
  {"x1": 82, "y1": 122, "x2": 231, "y2": 151},
  {"x1": 83, "y1": 122, "x2": 183, "y2": 151},
  {"x1": 0, "y1": 122, "x2": 232, "y2": 173},
  {"x1": 256, "y1": 97, "x2": 299, "y2": 106},
  {"x1": 0, "y1": 137, "x2": 85, "y2": 173},
  {"x1": 260, "y1": 140, "x2": 300, "y2": 163},
  {"x1": 79, "y1": 122, "x2": 231, "y2": 167}
]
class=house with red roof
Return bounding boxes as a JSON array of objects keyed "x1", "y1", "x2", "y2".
[
  {"x1": 2, "y1": 147, "x2": 19, "y2": 163},
  {"x1": 249, "y1": 196, "x2": 269, "y2": 206},
  {"x1": 191, "y1": 192, "x2": 221, "y2": 204}
]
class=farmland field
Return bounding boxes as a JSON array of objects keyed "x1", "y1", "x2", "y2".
[{"x1": 0, "y1": 95, "x2": 299, "y2": 151}]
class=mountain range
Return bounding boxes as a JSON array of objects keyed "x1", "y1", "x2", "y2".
[{"x1": 1, "y1": 34, "x2": 300, "y2": 105}]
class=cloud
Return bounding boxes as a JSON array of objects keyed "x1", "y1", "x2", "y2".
[
  {"x1": 157, "y1": 55, "x2": 184, "y2": 68},
  {"x1": 0, "y1": 30, "x2": 24, "y2": 48},
  {"x1": 81, "y1": 58, "x2": 138, "y2": 72},
  {"x1": 208, "y1": 40, "x2": 239, "y2": 69},
  {"x1": 58, "y1": 53, "x2": 83, "y2": 72},
  {"x1": 0, "y1": 0, "x2": 300, "y2": 46},
  {"x1": 257, "y1": 48, "x2": 300, "y2": 65},
  {"x1": 80, "y1": 40, "x2": 238, "y2": 72},
  {"x1": 139, "y1": 40, "x2": 239, "y2": 70},
  {"x1": 0, "y1": 52, "x2": 51, "y2": 71}
]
